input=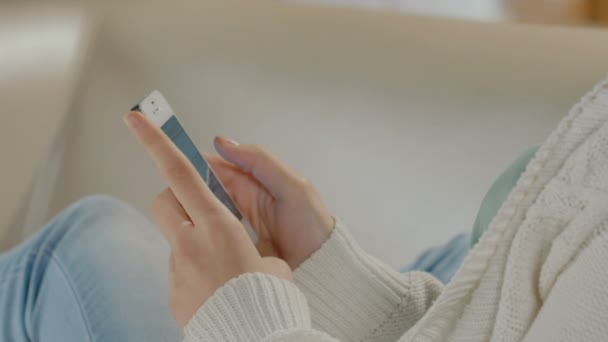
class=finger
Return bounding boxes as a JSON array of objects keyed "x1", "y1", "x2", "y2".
[
  {"x1": 151, "y1": 188, "x2": 193, "y2": 246},
  {"x1": 204, "y1": 152, "x2": 269, "y2": 194},
  {"x1": 125, "y1": 111, "x2": 222, "y2": 222},
  {"x1": 204, "y1": 153, "x2": 279, "y2": 252},
  {"x1": 203, "y1": 153, "x2": 261, "y2": 208},
  {"x1": 214, "y1": 136, "x2": 300, "y2": 198},
  {"x1": 203, "y1": 153, "x2": 244, "y2": 190}
]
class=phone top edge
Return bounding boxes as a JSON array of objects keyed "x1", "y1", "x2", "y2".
[{"x1": 136, "y1": 90, "x2": 174, "y2": 127}]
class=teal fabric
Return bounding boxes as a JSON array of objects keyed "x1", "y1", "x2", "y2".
[
  {"x1": 470, "y1": 146, "x2": 539, "y2": 247},
  {"x1": 403, "y1": 146, "x2": 539, "y2": 283}
]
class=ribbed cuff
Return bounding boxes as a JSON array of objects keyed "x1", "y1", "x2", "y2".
[
  {"x1": 294, "y1": 219, "x2": 443, "y2": 341},
  {"x1": 184, "y1": 273, "x2": 311, "y2": 342}
]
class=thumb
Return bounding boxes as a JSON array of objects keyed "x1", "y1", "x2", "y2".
[{"x1": 214, "y1": 136, "x2": 299, "y2": 199}]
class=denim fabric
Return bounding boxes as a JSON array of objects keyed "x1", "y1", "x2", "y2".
[
  {"x1": 0, "y1": 196, "x2": 181, "y2": 341},
  {"x1": 401, "y1": 233, "x2": 470, "y2": 284}
]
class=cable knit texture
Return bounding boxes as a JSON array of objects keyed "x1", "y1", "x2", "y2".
[{"x1": 184, "y1": 79, "x2": 608, "y2": 341}]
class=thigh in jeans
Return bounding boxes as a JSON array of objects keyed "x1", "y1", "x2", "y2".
[{"x1": 0, "y1": 195, "x2": 181, "y2": 342}]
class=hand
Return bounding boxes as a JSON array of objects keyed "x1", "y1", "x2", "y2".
[
  {"x1": 206, "y1": 136, "x2": 335, "y2": 269},
  {"x1": 124, "y1": 111, "x2": 292, "y2": 329}
]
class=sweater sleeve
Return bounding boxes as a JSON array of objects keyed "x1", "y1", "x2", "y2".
[
  {"x1": 183, "y1": 220, "x2": 443, "y2": 342},
  {"x1": 183, "y1": 273, "x2": 339, "y2": 341},
  {"x1": 293, "y1": 219, "x2": 444, "y2": 341},
  {"x1": 522, "y1": 230, "x2": 608, "y2": 342}
]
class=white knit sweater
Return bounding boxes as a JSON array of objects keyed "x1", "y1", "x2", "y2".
[{"x1": 184, "y1": 80, "x2": 608, "y2": 342}]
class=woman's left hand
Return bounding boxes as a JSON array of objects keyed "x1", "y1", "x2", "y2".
[{"x1": 124, "y1": 111, "x2": 292, "y2": 329}]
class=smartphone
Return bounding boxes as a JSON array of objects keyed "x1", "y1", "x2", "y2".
[{"x1": 132, "y1": 90, "x2": 242, "y2": 220}]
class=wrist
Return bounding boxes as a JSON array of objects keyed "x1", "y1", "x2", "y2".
[{"x1": 289, "y1": 214, "x2": 336, "y2": 268}]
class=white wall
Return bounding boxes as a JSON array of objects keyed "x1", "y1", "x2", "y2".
[
  {"x1": 290, "y1": 0, "x2": 506, "y2": 20},
  {"x1": 46, "y1": 1, "x2": 608, "y2": 268},
  {"x1": 0, "y1": 7, "x2": 87, "y2": 250}
]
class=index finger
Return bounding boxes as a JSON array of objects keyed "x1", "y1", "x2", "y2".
[{"x1": 124, "y1": 111, "x2": 222, "y2": 223}]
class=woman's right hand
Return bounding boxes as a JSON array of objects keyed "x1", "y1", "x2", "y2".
[{"x1": 206, "y1": 136, "x2": 335, "y2": 269}]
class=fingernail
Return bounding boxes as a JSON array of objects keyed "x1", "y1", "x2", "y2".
[
  {"x1": 217, "y1": 136, "x2": 239, "y2": 146},
  {"x1": 124, "y1": 111, "x2": 142, "y2": 130}
]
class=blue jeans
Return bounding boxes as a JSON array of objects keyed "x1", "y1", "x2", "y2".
[
  {"x1": 0, "y1": 196, "x2": 181, "y2": 341},
  {"x1": 401, "y1": 233, "x2": 470, "y2": 284},
  {"x1": 0, "y1": 196, "x2": 467, "y2": 341}
]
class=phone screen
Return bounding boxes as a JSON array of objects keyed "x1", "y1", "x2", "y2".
[{"x1": 133, "y1": 91, "x2": 242, "y2": 220}]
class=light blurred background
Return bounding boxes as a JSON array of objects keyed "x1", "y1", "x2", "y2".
[
  {"x1": 2, "y1": 0, "x2": 608, "y2": 267},
  {"x1": 293, "y1": 0, "x2": 608, "y2": 25}
]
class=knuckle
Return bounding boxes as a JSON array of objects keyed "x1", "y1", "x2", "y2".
[
  {"x1": 299, "y1": 177, "x2": 312, "y2": 188},
  {"x1": 298, "y1": 177, "x2": 314, "y2": 193}
]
